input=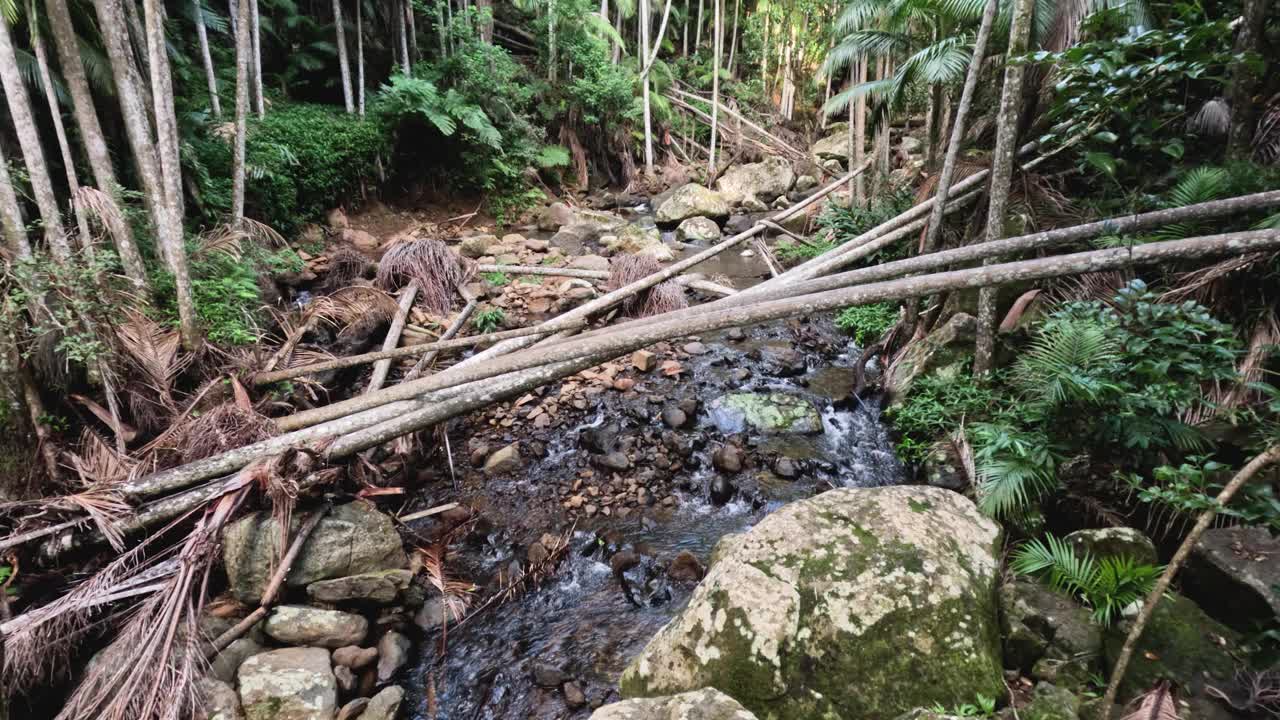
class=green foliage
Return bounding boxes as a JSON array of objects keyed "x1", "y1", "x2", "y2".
[
  {"x1": 481, "y1": 271, "x2": 510, "y2": 286},
  {"x1": 472, "y1": 307, "x2": 506, "y2": 333},
  {"x1": 885, "y1": 366, "x2": 1001, "y2": 464},
  {"x1": 775, "y1": 237, "x2": 836, "y2": 263},
  {"x1": 971, "y1": 422, "x2": 1061, "y2": 518},
  {"x1": 6, "y1": 249, "x2": 125, "y2": 369},
  {"x1": 1010, "y1": 534, "x2": 1162, "y2": 626},
  {"x1": 778, "y1": 190, "x2": 915, "y2": 265},
  {"x1": 1123, "y1": 456, "x2": 1280, "y2": 532},
  {"x1": 929, "y1": 694, "x2": 996, "y2": 718},
  {"x1": 835, "y1": 302, "x2": 898, "y2": 345},
  {"x1": 377, "y1": 75, "x2": 503, "y2": 149},
  {"x1": 153, "y1": 245, "x2": 299, "y2": 346}
]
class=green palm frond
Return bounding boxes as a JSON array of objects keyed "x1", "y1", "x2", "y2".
[
  {"x1": 1011, "y1": 534, "x2": 1161, "y2": 625},
  {"x1": 971, "y1": 423, "x2": 1061, "y2": 518},
  {"x1": 584, "y1": 11, "x2": 626, "y2": 52},
  {"x1": 1254, "y1": 211, "x2": 1280, "y2": 230},
  {"x1": 1013, "y1": 318, "x2": 1122, "y2": 406},
  {"x1": 78, "y1": 39, "x2": 116, "y2": 96},
  {"x1": 822, "y1": 76, "x2": 892, "y2": 117},
  {"x1": 1152, "y1": 166, "x2": 1228, "y2": 241}
]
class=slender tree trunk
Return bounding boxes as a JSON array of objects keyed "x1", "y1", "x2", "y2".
[
  {"x1": 760, "y1": 12, "x2": 770, "y2": 94},
  {"x1": 251, "y1": 0, "x2": 264, "y2": 115},
  {"x1": 612, "y1": 6, "x2": 622, "y2": 63},
  {"x1": 708, "y1": 0, "x2": 721, "y2": 173},
  {"x1": 233, "y1": 0, "x2": 251, "y2": 222},
  {"x1": 974, "y1": 0, "x2": 1033, "y2": 375},
  {"x1": 435, "y1": 0, "x2": 446, "y2": 59},
  {"x1": 357, "y1": 0, "x2": 366, "y2": 115},
  {"x1": 402, "y1": 0, "x2": 413, "y2": 72},
  {"x1": 641, "y1": 0, "x2": 653, "y2": 174},
  {"x1": 334, "y1": 0, "x2": 354, "y2": 112},
  {"x1": 855, "y1": 57, "x2": 867, "y2": 204},
  {"x1": 229, "y1": 0, "x2": 238, "y2": 38},
  {"x1": 726, "y1": 0, "x2": 739, "y2": 73},
  {"x1": 29, "y1": 17, "x2": 92, "y2": 247},
  {"x1": 0, "y1": 16, "x2": 68, "y2": 258},
  {"x1": 547, "y1": 0, "x2": 556, "y2": 80},
  {"x1": 920, "y1": 0, "x2": 997, "y2": 257},
  {"x1": 406, "y1": 0, "x2": 418, "y2": 58},
  {"x1": 926, "y1": 82, "x2": 941, "y2": 171},
  {"x1": 478, "y1": 0, "x2": 492, "y2": 41},
  {"x1": 871, "y1": 56, "x2": 888, "y2": 198},
  {"x1": 1226, "y1": 0, "x2": 1270, "y2": 159},
  {"x1": 193, "y1": 0, "x2": 222, "y2": 117},
  {"x1": 694, "y1": 0, "x2": 703, "y2": 49},
  {"x1": 0, "y1": 140, "x2": 30, "y2": 259}
]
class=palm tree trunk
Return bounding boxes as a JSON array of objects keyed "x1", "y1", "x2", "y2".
[
  {"x1": 334, "y1": 0, "x2": 354, "y2": 112},
  {"x1": 974, "y1": 0, "x2": 1034, "y2": 375},
  {"x1": 228, "y1": 0, "x2": 238, "y2": 39},
  {"x1": 233, "y1": 0, "x2": 251, "y2": 223},
  {"x1": 612, "y1": 6, "x2": 621, "y2": 63},
  {"x1": 726, "y1": 0, "x2": 739, "y2": 74},
  {"x1": 0, "y1": 15, "x2": 68, "y2": 259},
  {"x1": 357, "y1": 0, "x2": 366, "y2": 115},
  {"x1": 29, "y1": 15, "x2": 92, "y2": 247},
  {"x1": 641, "y1": 0, "x2": 653, "y2": 174},
  {"x1": 925, "y1": 82, "x2": 941, "y2": 171},
  {"x1": 0, "y1": 139, "x2": 30, "y2": 259},
  {"x1": 547, "y1": 0, "x2": 556, "y2": 80},
  {"x1": 871, "y1": 56, "x2": 887, "y2": 198},
  {"x1": 708, "y1": 0, "x2": 720, "y2": 173},
  {"x1": 682, "y1": 1, "x2": 688, "y2": 57},
  {"x1": 1226, "y1": 0, "x2": 1269, "y2": 159},
  {"x1": 694, "y1": 0, "x2": 702, "y2": 49},
  {"x1": 251, "y1": 0, "x2": 264, "y2": 116},
  {"x1": 401, "y1": 0, "x2": 412, "y2": 72},
  {"x1": 406, "y1": 0, "x2": 418, "y2": 58},
  {"x1": 855, "y1": 57, "x2": 867, "y2": 204},
  {"x1": 194, "y1": 0, "x2": 223, "y2": 117}
]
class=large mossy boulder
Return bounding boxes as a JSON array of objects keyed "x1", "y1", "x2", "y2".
[
  {"x1": 715, "y1": 158, "x2": 796, "y2": 207},
  {"x1": 223, "y1": 502, "x2": 407, "y2": 604},
  {"x1": 1103, "y1": 593, "x2": 1242, "y2": 701},
  {"x1": 620, "y1": 486, "x2": 1005, "y2": 720},
  {"x1": 708, "y1": 393, "x2": 823, "y2": 435},
  {"x1": 810, "y1": 133, "x2": 850, "y2": 166},
  {"x1": 656, "y1": 184, "x2": 730, "y2": 225},
  {"x1": 604, "y1": 224, "x2": 675, "y2": 261},
  {"x1": 591, "y1": 688, "x2": 760, "y2": 719},
  {"x1": 237, "y1": 647, "x2": 337, "y2": 720},
  {"x1": 1064, "y1": 528, "x2": 1157, "y2": 566}
]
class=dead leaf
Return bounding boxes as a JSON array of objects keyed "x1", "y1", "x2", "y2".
[{"x1": 660, "y1": 360, "x2": 685, "y2": 377}]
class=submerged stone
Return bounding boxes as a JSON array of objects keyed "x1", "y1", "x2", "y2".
[
  {"x1": 620, "y1": 486, "x2": 1005, "y2": 719},
  {"x1": 708, "y1": 393, "x2": 823, "y2": 435}
]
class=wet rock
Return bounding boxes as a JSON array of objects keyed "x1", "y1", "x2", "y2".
[
  {"x1": 923, "y1": 441, "x2": 968, "y2": 491},
  {"x1": 885, "y1": 313, "x2": 976, "y2": 402},
  {"x1": 605, "y1": 224, "x2": 675, "y2": 261},
  {"x1": 596, "y1": 451, "x2": 632, "y2": 471},
  {"x1": 582, "y1": 423, "x2": 620, "y2": 454},
  {"x1": 661, "y1": 407, "x2": 689, "y2": 429},
  {"x1": 708, "y1": 393, "x2": 823, "y2": 435},
  {"x1": 712, "y1": 445, "x2": 744, "y2": 473},
  {"x1": 201, "y1": 678, "x2": 244, "y2": 720},
  {"x1": 773, "y1": 458, "x2": 799, "y2": 479},
  {"x1": 715, "y1": 157, "x2": 796, "y2": 207},
  {"x1": 414, "y1": 598, "x2": 450, "y2": 632},
  {"x1": 528, "y1": 541, "x2": 550, "y2": 565},
  {"x1": 1104, "y1": 593, "x2": 1241, "y2": 702},
  {"x1": 538, "y1": 202, "x2": 576, "y2": 231},
  {"x1": 611, "y1": 548, "x2": 641, "y2": 574},
  {"x1": 335, "y1": 699, "x2": 368, "y2": 720},
  {"x1": 794, "y1": 175, "x2": 817, "y2": 192},
  {"x1": 223, "y1": 503, "x2": 408, "y2": 604},
  {"x1": 1064, "y1": 527, "x2": 1157, "y2": 566},
  {"x1": 656, "y1": 184, "x2": 730, "y2": 225},
  {"x1": 1183, "y1": 525, "x2": 1280, "y2": 629},
  {"x1": 483, "y1": 442, "x2": 523, "y2": 475},
  {"x1": 333, "y1": 664, "x2": 356, "y2": 693},
  {"x1": 676, "y1": 216, "x2": 722, "y2": 243},
  {"x1": 621, "y1": 487, "x2": 1005, "y2": 719},
  {"x1": 632, "y1": 350, "x2": 657, "y2": 372},
  {"x1": 662, "y1": 431, "x2": 694, "y2": 458},
  {"x1": 564, "y1": 681, "x2": 588, "y2": 709},
  {"x1": 376, "y1": 630, "x2": 410, "y2": 682},
  {"x1": 811, "y1": 132, "x2": 853, "y2": 166},
  {"x1": 263, "y1": 605, "x2": 369, "y2": 648},
  {"x1": 682, "y1": 341, "x2": 709, "y2": 355},
  {"x1": 238, "y1": 647, "x2": 337, "y2": 720},
  {"x1": 459, "y1": 233, "x2": 498, "y2": 258},
  {"x1": 591, "y1": 688, "x2": 760, "y2": 719},
  {"x1": 361, "y1": 686, "x2": 405, "y2": 720},
  {"x1": 725, "y1": 327, "x2": 746, "y2": 342},
  {"x1": 724, "y1": 215, "x2": 756, "y2": 235},
  {"x1": 668, "y1": 551, "x2": 706, "y2": 582},
  {"x1": 729, "y1": 368, "x2": 751, "y2": 383},
  {"x1": 306, "y1": 569, "x2": 414, "y2": 604},
  {"x1": 533, "y1": 662, "x2": 568, "y2": 687},
  {"x1": 709, "y1": 475, "x2": 735, "y2": 505},
  {"x1": 210, "y1": 637, "x2": 264, "y2": 684},
  {"x1": 331, "y1": 645, "x2": 378, "y2": 670},
  {"x1": 570, "y1": 254, "x2": 612, "y2": 271},
  {"x1": 1016, "y1": 683, "x2": 1080, "y2": 720},
  {"x1": 1000, "y1": 579, "x2": 1102, "y2": 674},
  {"x1": 758, "y1": 346, "x2": 806, "y2": 376}
]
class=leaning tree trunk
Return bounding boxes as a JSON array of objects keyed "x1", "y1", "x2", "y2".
[
  {"x1": 232, "y1": 0, "x2": 251, "y2": 223},
  {"x1": 1226, "y1": 0, "x2": 1270, "y2": 160},
  {"x1": 47, "y1": 0, "x2": 147, "y2": 293},
  {"x1": 0, "y1": 139, "x2": 30, "y2": 259},
  {"x1": 708, "y1": 0, "x2": 721, "y2": 173},
  {"x1": 0, "y1": 16, "x2": 68, "y2": 258},
  {"x1": 334, "y1": 0, "x2": 354, "y2": 112},
  {"x1": 695, "y1": 0, "x2": 703, "y2": 50},
  {"x1": 974, "y1": 0, "x2": 1034, "y2": 375},
  {"x1": 640, "y1": 0, "x2": 652, "y2": 173},
  {"x1": 29, "y1": 16, "x2": 92, "y2": 246},
  {"x1": 193, "y1": 0, "x2": 222, "y2": 117}
]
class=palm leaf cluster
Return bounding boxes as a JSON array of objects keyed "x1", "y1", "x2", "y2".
[{"x1": 1010, "y1": 533, "x2": 1162, "y2": 625}]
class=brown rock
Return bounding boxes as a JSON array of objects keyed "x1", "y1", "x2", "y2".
[
  {"x1": 668, "y1": 551, "x2": 706, "y2": 582},
  {"x1": 332, "y1": 645, "x2": 378, "y2": 670},
  {"x1": 342, "y1": 228, "x2": 379, "y2": 252},
  {"x1": 632, "y1": 350, "x2": 657, "y2": 372}
]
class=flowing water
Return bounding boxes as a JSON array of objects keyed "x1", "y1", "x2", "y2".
[{"x1": 403, "y1": 321, "x2": 906, "y2": 719}]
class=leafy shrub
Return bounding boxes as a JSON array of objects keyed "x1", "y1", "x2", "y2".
[
  {"x1": 1011, "y1": 534, "x2": 1162, "y2": 626},
  {"x1": 834, "y1": 302, "x2": 898, "y2": 345},
  {"x1": 930, "y1": 694, "x2": 996, "y2": 718},
  {"x1": 886, "y1": 367, "x2": 1002, "y2": 464},
  {"x1": 1122, "y1": 457, "x2": 1280, "y2": 532},
  {"x1": 777, "y1": 189, "x2": 915, "y2": 266},
  {"x1": 971, "y1": 422, "x2": 1062, "y2": 518},
  {"x1": 472, "y1": 307, "x2": 506, "y2": 334},
  {"x1": 775, "y1": 237, "x2": 837, "y2": 264},
  {"x1": 152, "y1": 246, "x2": 301, "y2": 345}
]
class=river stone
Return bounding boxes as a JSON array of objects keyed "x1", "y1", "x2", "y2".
[
  {"x1": 708, "y1": 393, "x2": 823, "y2": 435},
  {"x1": 605, "y1": 224, "x2": 675, "y2": 261},
  {"x1": 620, "y1": 486, "x2": 1005, "y2": 719},
  {"x1": 458, "y1": 233, "x2": 498, "y2": 258},
  {"x1": 210, "y1": 637, "x2": 265, "y2": 683},
  {"x1": 1000, "y1": 579, "x2": 1101, "y2": 674},
  {"x1": 811, "y1": 133, "x2": 851, "y2": 166},
  {"x1": 885, "y1": 313, "x2": 977, "y2": 402},
  {"x1": 1182, "y1": 525, "x2": 1280, "y2": 629},
  {"x1": 201, "y1": 678, "x2": 244, "y2": 720},
  {"x1": 677, "y1": 217, "x2": 722, "y2": 243},
  {"x1": 656, "y1": 184, "x2": 730, "y2": 225},
  {"x1": 377, "y1": 630, "x2": 411, "y2": 682},
  {"x1": 360, "y1": 686, "x2": 405, "y2": 720},
  {"x1": 223, "y1": 502, "x2": 408, "y2": 604},
  {"x1": 484, "y1": 442, "x2": 523, "y2": 475},
  {"x1": 1013, "y1": 682, "x2": 1080, "y2": 720},
  {"x1": 1064, "y1": 527, "x2": 1157, "y2": 566},
  {"x1": 794, "y1": 175, "x2": 817, "y2": 192},
  {"x1": 538, "y1": 202, "x2": 576, "y2": 231},
  {"x1": 592, "y1": 688, "x2": 760, "y2": 719},
  {"x1": 262, "y1": 605, "x2": 369, "y2": 648},
  {"x1": 238, "y1": 647, "x2": 337, "y2": 720},
  {"x1": 715, "y1": 158, "x2": 796, "y2": 207},
  {"x1": 1103, "y1": 592, "x2": 1241, "y2": 702},
  {"x1": 305, "y1": 568, "x2": 413, "y2": 604}
]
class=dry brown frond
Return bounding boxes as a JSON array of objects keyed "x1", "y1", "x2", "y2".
[
  {"x1": 324, "y1": 247, "x2": 370, "y2": 288},
  {"x1": 606, "y1": 256, "x2": 688, "y2": 317},
  {"x1": 194, "y1": 224, "x2": 251, "y2": 261},
  {"x1": 72, "y1": 187, "x2": 130, "y2": 250},
  {"x1": 1119, "y1": 682, "x2": 1178, "y2": 720},
  {"x1": 914, "y1": 157, "x2": 988, "y2": 204},
  {"x1": 116, "y1": 310, "x2": 187, "y2": 413},
  {"x1": 239, "y1": 217, "x2": 287, "y2": 248},
  {"x1": 1046, "y1": 271, "x2": 1132, "y2": 306},
  {"x1": 1185, "y1": 310, "x2": 1280, "y2": 425},
  {"x1": 313, "y1": 286, "x2": 401, "y2": 328},
  {"x1": 1254, "y1": 101, "x2": 1280, "y2": 165},
  {"x1": 1207, "y1": 668, "x2": 1280, "y2": 716},
  {"x1": 1162, "y1": 253, "x2": 1265, "y2": 307},
  {"x1": 172, "y1": 402, "x2": 276, "y2": 464},
  {"x1": 68, "y1": 430, "x2": 136, "y2": 487},
  {"x1": 637, "y1": 280, "x2": 689, "y2": 317},
  {"x1": 376, "y1": 238, "x2": 473, "y2": 314}
]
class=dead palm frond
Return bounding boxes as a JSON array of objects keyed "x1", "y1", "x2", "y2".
[
  {"x1": 171, "y1": 401, "x2": 275, "y2": 464},
  {"x1": 376, "y1": 238, "x2": 474, "y2": 314},
  {"x1": 638, "y1": 279, "x2": 689, "y2": 317},
  {"x1": 607, "y1": 255, "x2": 689, "y2": 318},
  {"x1": 1188, "y1": 98, "x2": 1232, "y2": 137},
  {"x1": 1207, "y1": 669, "x2": 1280, "y2": 716},
  {"x1": 1161, "y1": 253, "x2": 1265, "y2": 307},
  {"x1": 324, "y1": 247, "x2": 370, "y2": 289},
  {"x1": 116, "y1": 310, "x2": 187, "y2": 413},
  {"x1": 1253, "y1": 98, "x2": 1280, "y2": 166},
  {"x1": 239, "y1": 217, "x2": 287, "y2": 248},
  {"x1": 72, "y1": 187, "x2": 130, "y2": 250},
  {"x1": 1119, "y1": 682, "x2": 1178, "y2": 720},
  {"x1": 1184, "y1": 310, "x2": 1280, "y2": 425},
  {"x1": 194, "y1": 224, "x2": 251, "y2": 261},
  {"x1": 1046, "y1": 270, "x2": 1132, "y2": 305}
]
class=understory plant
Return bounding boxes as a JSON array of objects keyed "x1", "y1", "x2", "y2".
[
  {"x1": 1010, "y1": 534, "x2": 1162, "y2": 626},
  {"x1": 472, "y1": 307, "x2": 506, "y2": 333},
  {"x1": 835, "y1": 302, "x2": 899, "y2": 345}
]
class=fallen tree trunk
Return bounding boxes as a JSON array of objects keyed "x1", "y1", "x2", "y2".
[
  {"x1": 403, "y1": 286, "x2": 479, "y2": 383},
  {"x1": 366, "y1": 282, "x2": 418, "y2": 392}
]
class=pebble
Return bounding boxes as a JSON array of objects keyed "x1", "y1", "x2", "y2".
[
  {"x1": 532, "y1": 662, "x2": 566, "y2": 687},
  {"x1": 563, "y1": 682, "x2": 587, "y2": 709},
  {"x1": 712, "y1": 444, "x2": 744, "y2": 473},
  {"x1": 632, "y1": 349, "x2": 657, "y2": 372},
  {"x1": 775, "y1": 457, "x2": 800, "y2": 479},
  {"x1": 595, "y1": 451, "x2": 631, "y2": 471},
  {"x1": 332, "y1": 645, "x2": 378, "y2": 670},
  {"x1": 709, "y1": 475, "x2": 735, "y2": 505},
  {"x1": 661, "y1": 407, "x2": 688, "y2": 429},
  {"x1": 682, "y1": 341, "x2": 709, "y2": 355},
  {"x1": 668, "y1": 551, "x2": 706, "y2": 582},
  {"x1": 610, "y1": 548, "x2": 641, "y2": 574}
]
